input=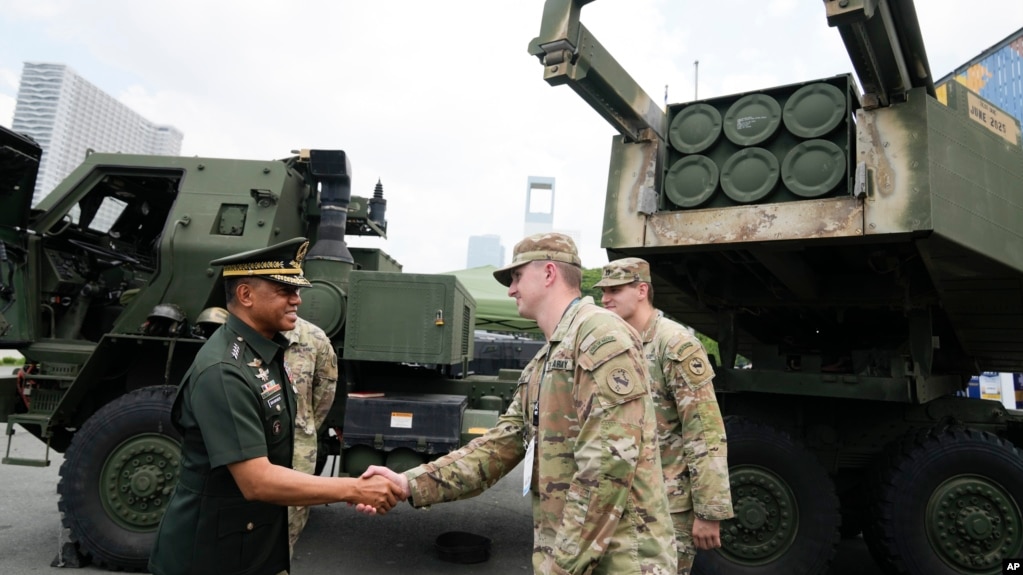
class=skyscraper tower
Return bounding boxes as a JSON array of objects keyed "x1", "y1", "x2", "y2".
[
  {"x1": 524, "y1": 175, "x2": 555, "y2": 237},
  {"x1": 466, "y1": 234, "x2": 505, "y2": 268},
  {"x1": 12, "y1": 62, "x2": 183, "y2": 205}
]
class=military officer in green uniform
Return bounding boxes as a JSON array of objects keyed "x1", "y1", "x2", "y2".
[
  {"x1": 596, "y1": 257, "x2": 733, "y2": 574},
  {"x1": 362, "y1": 233, "x2": 677, "y2": 575},
  {"x1": 149, "y1": 238, "x2": 400, "y2": 575}
]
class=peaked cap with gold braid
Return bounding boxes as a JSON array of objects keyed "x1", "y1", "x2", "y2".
[{"x1": 210, "y1": 237, "x2": 312, "y2": 287}]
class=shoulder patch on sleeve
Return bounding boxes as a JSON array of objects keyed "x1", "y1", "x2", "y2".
[
  {"x1": 606, "y1": 367, "x2": 636, "y2": 395},
  {"x1": 664, "y1": 330, "x2": 698, "y2": 361},
  {"x1": 676, "y1": 347, "x2": 715, "y2": 390},
  {"x1": 577, "y1": 328, "x2": 630, "y2": 371}
]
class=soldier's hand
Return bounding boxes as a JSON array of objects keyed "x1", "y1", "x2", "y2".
[
  {"x1": 362, "y1": 465, "x2": 410, "y2": 499},
  {"x1": 693, "y1": 518, "x2": 721, "y2": 549},
  {"x1": 352, "y1": 475, "x2": 401, "y2": 514}
]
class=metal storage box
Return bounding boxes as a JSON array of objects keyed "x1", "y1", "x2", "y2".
[
  {"x1": 343, "y1": 271, "x2": 476, "y2": 365},
  {"x1": 342, "y1": 393, "x2": 467, "y2": 454}
]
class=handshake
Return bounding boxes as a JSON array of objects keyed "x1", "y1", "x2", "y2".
[{"x1": 350, "y1": 465, "x2": 411, "y2": 515}]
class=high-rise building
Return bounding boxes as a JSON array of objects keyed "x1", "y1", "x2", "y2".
[
  {"x1": 467, "y1": 234, "x2": 505, "y2": 268},
  {"x1": 935, "y1": 27, "x2": 1023, "y2": 123},
  {"x1": 524, "y1": 176, "x2": 555, "y2": 237},
  {"x1": 12, "y1": 62, "x2": 183, "y2": 206}
]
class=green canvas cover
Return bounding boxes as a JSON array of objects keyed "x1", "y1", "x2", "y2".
[{"x1": 442, "y1": 266, "x2": 539, "y2": 334}]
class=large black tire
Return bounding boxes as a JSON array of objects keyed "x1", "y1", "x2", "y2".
[
  {"x1": 58, "y1": 386, "x2": 181, "y2": 571},
  {"x1": 693, "y1": 417, "x2": 841, "y2": 575},
  {"x1": 863, "y1": 426, "x2": 1023, "y2": 575}
]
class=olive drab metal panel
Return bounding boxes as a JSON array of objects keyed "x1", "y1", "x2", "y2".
[{"x1": 343, "y1": 271, "x2": 476, "y2": 365}]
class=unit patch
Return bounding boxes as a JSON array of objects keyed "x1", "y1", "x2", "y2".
[
  {"x1": 688, "y1": 356, "x2": 707, "y2": 376},
  {"x1": 271, "y1": 418, "x2": 282, "y2": 436},
  {"x1": 607, "y1": 367, "x2": 635, "y2": 395}
]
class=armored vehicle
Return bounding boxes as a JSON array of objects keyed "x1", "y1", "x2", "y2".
[
  {"x1": 0, "y1": 132, "x2": 519, "y2": 570},
  {"x1": 530, "y1": 1, "x2": 1023, "y2": 574}
]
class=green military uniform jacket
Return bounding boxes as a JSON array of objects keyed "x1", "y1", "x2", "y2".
[
  {"x1": 405, "y1": 298, "x2": 677, "y2": 575},
  {"x1": 149, "y1": 315, "x2": 296, "y2": 575},
  {"x1": 641, "y1": 311, "x2": 733, "y2": 520}
]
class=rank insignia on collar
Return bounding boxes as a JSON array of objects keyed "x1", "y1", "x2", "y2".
[
  {"x1": 231, "y1": 343, "x2": 240, "y2": 359},
  {"x1": 256, "y1": 367, "x2": 270, "y2": 382},
  {"x1": 247, "y1": 358, "x2": 262, "y2": 368}
]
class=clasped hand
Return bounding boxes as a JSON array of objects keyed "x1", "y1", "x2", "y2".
[
  {"x1": 352, "y1": 473, "x2": 404, "y2": 515},
  {"x1": 353, "y1": 465, "x2": 409, "y2": 515}
]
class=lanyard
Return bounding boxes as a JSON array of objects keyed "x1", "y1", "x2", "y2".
[
  {"x1": 532, "y1": 359, "x2": 548, "y2": 427},
  {"x1": 531, "y1": 297, "x2": 581, "y2": 428}
]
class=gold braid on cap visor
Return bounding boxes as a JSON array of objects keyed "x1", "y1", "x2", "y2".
[{"x1": 221, "y1": 261, "x2": 302, "y2": 277}]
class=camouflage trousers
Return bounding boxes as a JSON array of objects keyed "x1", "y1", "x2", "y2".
[
  {"x1": 671, "y1": 510, "x2": 696, "y2": 575},
  {"x1": 288, "y1": 505, "x2": 310, "y2": 554}
]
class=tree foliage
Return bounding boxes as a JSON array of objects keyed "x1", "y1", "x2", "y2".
[{"x1": 581, "y1": 267, "x2": 729, "y2": 366}]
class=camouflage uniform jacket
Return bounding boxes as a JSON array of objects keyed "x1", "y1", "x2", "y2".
[
  {"x1": 640, "y1": 310, "x2": 732, "y2": 520},
  {"x1": 283, "y1": 317, "x2": 338, "y2": 549},
  {"x1": 405, "y1": 297, "x2": 676, "y2": 575}
]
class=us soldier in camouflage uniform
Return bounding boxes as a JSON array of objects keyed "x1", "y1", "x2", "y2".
[
  {"x1": 595, "y1": 257, "x2": 733, "y2": 574},
  {"x1": 283, "y1": 316, "x2": 338, "y2": 553},
  {"x1": 363, "y1": 233, "x2": 676, "y2": 575}
]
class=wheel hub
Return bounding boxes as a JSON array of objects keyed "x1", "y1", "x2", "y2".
[
  {"x1": 720, "y1": 466, "x2": 798, "y2": 564},
  {"x1": 926, "y1": 475, "x2": 1022, "y2": 573},
  {"x1": 101, "y1": 434, "x2": 181, "y2": 531}
]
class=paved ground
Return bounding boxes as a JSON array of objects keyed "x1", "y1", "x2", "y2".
[{"x1": 0, "y1": 428, "x2": 884, "y2": 574}]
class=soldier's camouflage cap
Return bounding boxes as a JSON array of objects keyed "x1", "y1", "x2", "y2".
[
  {"x1": 210, "y1": 237, "x2": 312, "y2": 287},
  {"x1": 593, "y1": 257, "x2": 651, "y2": 288},
  {"x1": 493, "y1": 232, "x2": 581, "y2": 287}
]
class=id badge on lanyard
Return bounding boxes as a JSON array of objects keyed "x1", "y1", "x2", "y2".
[{"x1": 523, "y1": 356, "x2": 549, "y2": 497}]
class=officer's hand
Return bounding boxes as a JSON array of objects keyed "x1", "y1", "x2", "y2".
[
  {"x1": 693, "y1": 518, "x2": 721, "y2": 549},
  {"x1": 352, "y1": 475, "x2": 401, "y2": 514},
  {"x1": 362, "y1": 465, "x2": 410, "y2": 499}
]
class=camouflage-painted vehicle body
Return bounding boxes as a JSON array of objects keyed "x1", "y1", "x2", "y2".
[
  {"x1": 0, "y1": 135, "x2": 518, "y2": 570},
  {"x1": 530, "y1": 1, "x2": 1023, "y2": 574}
]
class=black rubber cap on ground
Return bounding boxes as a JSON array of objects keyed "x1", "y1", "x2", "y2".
[{"x1": 434, "y1": 531, "x2": 492, "y2": 564}]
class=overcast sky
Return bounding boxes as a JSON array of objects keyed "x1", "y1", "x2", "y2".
[{"x1": 1, "y1": 1, "x2": 1020, "y2": 273}]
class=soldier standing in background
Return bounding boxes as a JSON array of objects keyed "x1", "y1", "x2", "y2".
[
  {"x1": 363, "y1": 233, "x2": 677, "y2": 575},
  {"x1": 595, "y1": 257, "x2": 734, "y2": 575},
  {"x1": 284, "y1": 316, "x2": 338, "y2": 554}
]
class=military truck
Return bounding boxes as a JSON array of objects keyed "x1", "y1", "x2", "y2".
[
  {"x1": 0, "y1": 130, "x2": 520, "y2": 570},
  {"x1": 530, "y1": 1, "x2": 1023, "y2": 574}
]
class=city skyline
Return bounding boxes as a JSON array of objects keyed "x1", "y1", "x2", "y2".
[
  {"x1": 2, "y1": 1, "x2": 1019, "y2": 274},
  {"x1": 12, "y1": 62, "x2": 182, "y2": 207}
]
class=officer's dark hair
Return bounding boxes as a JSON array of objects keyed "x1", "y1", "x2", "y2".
[{"x1": 225, "y1": 277, "x2": 256, "y2": 306}]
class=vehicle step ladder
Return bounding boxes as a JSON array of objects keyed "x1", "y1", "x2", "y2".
[{"x1": 3, "y1": 386, "x2": 65, "y2": 467}]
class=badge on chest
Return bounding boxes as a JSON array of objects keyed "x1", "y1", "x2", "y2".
[{"x1": 261, "y1": 380, "x2": 284, "y2": 412}]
